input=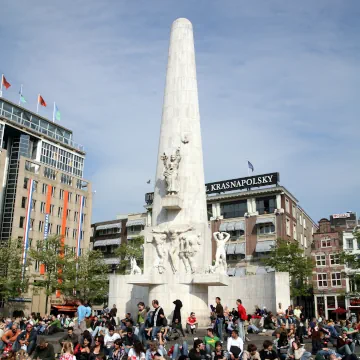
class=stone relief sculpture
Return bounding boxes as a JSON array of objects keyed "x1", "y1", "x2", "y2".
[
  {"x1": 211, "y1": 231, "x2": 230, "y2": 275},
  {"x1": 152, "y1": 233, "x2": 167, "y2": 274},
  {"x1": 179, "y1": 233, "x2": 201, "y2": 274},
  {"x1": 160, "y1": 148, "x2": 181, "y2": 195},
  {"x1": 152, "y1": 226, "x2": 193, "y2": 274},
  {"x1": 130, "y1": 257, "x2": 142, "y2": 275}
]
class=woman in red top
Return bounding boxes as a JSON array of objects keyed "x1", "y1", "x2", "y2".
[{"x1": 186, "y1": 312, "x2": 198, "y2": 334}]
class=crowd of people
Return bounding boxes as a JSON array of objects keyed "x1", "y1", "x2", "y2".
[{"x1": 0, "y1": 298, "x2": 359, "y2": 360}]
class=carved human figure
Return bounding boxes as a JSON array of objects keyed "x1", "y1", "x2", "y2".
[
  {"x1": 160, "y1": 148, "x2": 181, "y2": 194},
  {"x1": 213, "y1": 232, "x2": 230, "y2": 269},
  {"x1": 130, "y1": 257, "x2": 142, "y2": 275},
  {"x1": 152, "y1": 226, "x2": 193, "y2": 274},
  {"x1": 153, "y1": 234, "x2": 167, "y2": 274},
  {"x1": 179, "y1": 233, "x2": 201, "y2": 273}
]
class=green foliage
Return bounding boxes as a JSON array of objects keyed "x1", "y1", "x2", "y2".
[
  {"x1": 0, "y1": 239, "x2": 29, "y2": 303},
  {"x1": 63, "y1": 250, "x2": 109, "y2": 303},
  {"x1": 264, "y1": 238, "x2": 313, "y2": 297},
  {"x1": 114, "y1": 236, "x2": 144, "y2": 274},
  {"x1": 28, "y1": 235, "x2": 74, "y2": 313}
]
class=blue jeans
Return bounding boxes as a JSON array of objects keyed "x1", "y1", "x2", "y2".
[
  {"x1": 151, "y1": 326, "x2": 161, "y2": 339},
  {"x1": 105, "y1": 347, "x2": 114, "y2": 358},
  {"x1": 217, "y1": 319, "x2": 224, "y2": 341},
  {"x1": 248, "y1": 325, "x2": 259, "y2": 333},
  {"x1": 172, "y1": 342, "x2": 188, "y2": 359},
  {"x1": 138, "y1": 324, "x2": 146, "y2": 345},
  {"x1": 338, "y1": 343, "x2": 355, "y2": 356},
  {"x1": 317, "y1": 350, "x2": 342, "y2": 358},
  {"x1": 237, "y1": 320, "x2": 245, "y2": 341}
]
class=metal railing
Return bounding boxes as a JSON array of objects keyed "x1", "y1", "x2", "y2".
[{"x1": 0, "y1": 107, "x2": 84, "y2": 152}]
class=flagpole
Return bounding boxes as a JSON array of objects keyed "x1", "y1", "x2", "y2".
[
  {"x1": 36, "y1": 94, "x2": 39, "y2": 114},
  {"x1": 0, "y1": 74, "x2": 3, "y2": 98},
  {"x1": 19, "y1": 84, "x2": 23, "y2": 105},
  {"x1": 53, "y1": 102, "x2": 55, "y2": 122}
]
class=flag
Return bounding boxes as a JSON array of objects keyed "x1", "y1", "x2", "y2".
[
  {"x1": 1, "y1": 75, "x2": 11, "y2": 89},
  {"x1": 38, "y1": 95, "x2": 47, "y2": 107},
  {"x1": 19, "y1": 87, "x2": 26, "y2": 103},
  {"x1": 53, "y1": 103, "x2": 61, "y2": 121},
  {"x1": 248, "y1": 161, "x2": 254, "y2": 172}
]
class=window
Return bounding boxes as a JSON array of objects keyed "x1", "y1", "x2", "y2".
[
  {"x1": 17, "y1": 237, "x2": 23, "y2": 248},
  {"x1": 321, "y1": 239, "x2": 331, "y2": 248},
  {"x1": 84, "y1": 197, "x2": 87, "y2": 207},
  {"x1": 73, "y1": 229, "x2": 77, "y2": 239},
  {"x1": 56, "y1": 225, "x2": 61, "y2": 235},
  {"x1": 317, "y1": 273, "x2": 328, "y2": 288},
  {"x1": 30, "y1": 218, "x2": 34, "y2": 230},
  {"x1": 48, "y1": 223, "x2": 52, "y2": 234},
  {"x1": 65, "y1": 227, "x2": 69, "y2": 238},
  {"x1": 40, "y1": 202, "x2": 45, "y2": 213},
  {"x1": 68, "y1": 192, "x2": 72, "y2": 202},
  {"x1": 256, "y1": 196, "x2": 276, "y2": 215},
  {"x1": 330, "y1": 254, "x2": 340, "y2": 265},
  {"x1": 38, "y1": 221, "x2": 44, "y2": 232},
  {"x1": 346, "y1": 239, "x2": 354, "y2": 250},
  {"x1": 80, "y1": 230, "x2": 84, "y2": 240},
  {"x1": 300, "y1": 233, "x2": 303, "y2": 245},
  {"x1": 74, "y1": 211, "x2": 79, "y2": 222},
  {"x1": 58, "y1": 207, "x2": 63, "y2": 218},
  {"x1": 286, "y1": 217, "x2": 291, "y2": 236},
  {"x1": 31, "y1": 199, "x2": 36, "y2": 211},
  {"x1": 331, "y1": 273, "x2": 341, "y2": 287},
  {"x1": 285, "y1": 198, "x2": 290, "y2": 213},
  {"x1": 304, "y1": 235, "x2": 307, "y2": 248},
  {"x1": 257, "y1": 224, "x2": 275, "y2": 234},
  {"x1": 19, "y1": 216, "x2": 25, "y2": 228},
  {"x1": 21, "y1": 197, "x2": 27, "y2": 208},
  {"x1": 303, "y1": 218, "x2": 307, "y2": 229},
  {"x1": 316, "y1": 255, "x2": 326, "y2": 266},
  {"x1": 51, "y1": 187, "x2": 56, "y2": 198},
  {"x1": 75, "y1": 194, "x2": 80, "y2": 203},
  {"x1": 82, "y1": 213, "x2": 86, "y2": 223},
  {"x1": 293, "y1": 223, "x2": 297, "y2": 240},
  {"x1": 67, "y1": 209, "x2": 71, "y2": 220},
  {"x1": 292, "y1": 205, "x2": 296, "y2": 218},
  {"x1": 220, "y1": 200, "x2": 247, "y2": 219},
  {"x1": 60, "y1": 189, "x2": 64, "y2": 200},
  {"x1": 61, "y1": 173, "x2": 72, "y2": 186},
  {"x1": 50, "y1": 204, "x2": 55, "y2": 215},
  {"x1": 42, "y1": 183, "x2": 47, "y2": 194},
  {"x1": 44, "y1": 167, "x2": 57, "y2": 180},
  {"x1": 299, "y1": 214, "x2": 302, "y2": 225},
  {"x1": 23, "y1": 178, "x2": 29, "y2": 189}
]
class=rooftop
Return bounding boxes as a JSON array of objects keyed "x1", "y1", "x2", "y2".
[{"x1": 0, "y1": 97, "x2": 85, "y2": 154}]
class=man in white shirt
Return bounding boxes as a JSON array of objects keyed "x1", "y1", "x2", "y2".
[
  {"x1": 104, "y1": 326, "x2": 120, "y2": 357},
  {"x1": 293, "y1": 306, "x2": 301, "y2": 324},
  {"x1": 227, "y1": 330, "x2": 243, "y2": 360}
]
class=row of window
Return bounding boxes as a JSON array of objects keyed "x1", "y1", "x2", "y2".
[
  {"x1": 19, "y1": 216, "x2": 84, "y2": 240},
  {"x1": 285, "y1": 217, "x2": 307, "y2": 246},
  {"x1": 316, "y1": 254, "x2": 340, "y2": 266},
  {"x1": 23, "y1": 178, "x2": 87, "y2": 205},
  {"x1": 317, "y1": 272, "x2": 342, "y2": 288},
  {"x1": 43, "y1": 166, "x2": 87, "y2": 189},
  {"x1": 21, "y1": 197, "x2": 85, "y2": 223},
  {"x1": 284, "y1": 199, "x2": 307, "y2": 230}
]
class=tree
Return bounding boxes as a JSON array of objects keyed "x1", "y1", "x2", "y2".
[
  {"x1": 264, "y1": 239, "x2": 314, "y2": 297},
  {"x1": 28, "y1": 235, "x2": 73, "y2": 314},
  {"x1": 63, "y1": 250, "x2": 109, "y2": 304},
  {"x1": 114, "y1": 236, "x2": 144, "y2": 274},
  {"x1": 0, "y1": 239, "x2": 29, "y2": 304},
  {"x1": 340, "y1": 231, "x2": 360, "y2": 295}
]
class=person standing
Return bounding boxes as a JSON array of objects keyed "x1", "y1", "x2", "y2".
[
  {"x1": 215, "y1": 297, "x2": 225, "y2": 341},
  {"x1": 137, "y1": 302, "x2": 148, "y2": 345},
  {"x1": 151, "y1": 300, "x2": 165, "y2": 340},
  {"x1": 172, "y1": 300, "x2": 185, "y2": 337},
  {"x1": 77, "y1": 299, "x2": 87, "y2": 333},
  {"x1": 236, "y1": 299, "x2": 247, "y2": 342},
  {"x1": 110, "y1": 305, "x2": 118, "y2": 319}
]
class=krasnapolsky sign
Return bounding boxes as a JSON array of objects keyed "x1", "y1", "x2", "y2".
[{"x1": 205, "y1": 172, "x2": 279, "y2": 194}]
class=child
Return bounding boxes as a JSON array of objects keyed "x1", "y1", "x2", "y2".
[{"x1": 60, "y1": 341, "x2": 76, "y2": 360}]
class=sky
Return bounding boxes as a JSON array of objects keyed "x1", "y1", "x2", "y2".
[{"x1": 1, "y1": 1, "x2": 359, "y2": 223}]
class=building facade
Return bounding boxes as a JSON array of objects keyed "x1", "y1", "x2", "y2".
[
  {"x1": 0, "y1": 97, "x2": 92, "y2": 315},
  {"x1": 145, "y1": 172, "x2": 316, "y2": 275}
]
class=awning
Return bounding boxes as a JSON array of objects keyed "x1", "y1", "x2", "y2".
[
  {"x1": 226, "y1": 222, "x2": 236, "y2": 231},
  {"x1": 234, "y1": 243, "x2": 245, "y2": 255},
  {"x1": 96, "y1": 223, "x2": 121, "y2": 231},
  {"x1": 126, "y1": 219, "x2": 145, "y2": 227},
  {"x1": 226, "y1": 244, "x2": 236, "y2": 254},
  {"x1": 234, "y1": 221, "x2": 245, "y2": 231},
  {"x1": 255, "y1": 240, "x2": 276, "y2": 252},
  {"x1": 104, "y1": 258, "x2": 121, "y2": 265},
  {"x1": 94, "y1": 238, "x2": 121, "y2": 247},
  {"x1": 219, "y1": 223, "x2": 227, "y2": 232},
  {"x1": 256, "y1": 217, "x2": 275, "y2": 226},
  {"x1": 227, "y1": 268, "x2": 236, "y2": 276},
  {"x1": 52, "y1": 305, "x2": 77, "y2": 312},
  {"x1": 235, "y1": 268, "x2": 246, "y2": 277}
]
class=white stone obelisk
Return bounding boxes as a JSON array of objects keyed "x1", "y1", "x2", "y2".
[{"x1": 152, "y1": 17, "x2": 207, "y2": 228}]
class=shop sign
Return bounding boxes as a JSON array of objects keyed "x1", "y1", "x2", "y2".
[
  {"x1": 8, "y1": 297, "x2": 32, "y2": 303},
  {"x1": 350, "y1": 298, "x2": 360, "y2": 306},
  {"x1": 50, "y1": 299, "x2": 63, "y2": 304},
  {"x1": 333, "y1": 213, "x2": 351, "y2": 219}
]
